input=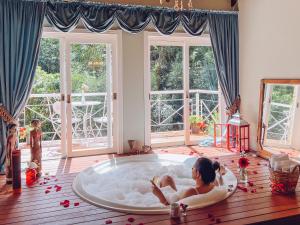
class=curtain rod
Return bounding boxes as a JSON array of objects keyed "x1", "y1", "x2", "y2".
[{"x1": 47, "y1": 0, "x2": 239, "y2": 15}]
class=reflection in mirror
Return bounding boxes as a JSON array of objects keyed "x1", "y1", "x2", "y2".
[{"x1": 258, "y1": 80, "x2": 300, "y2": 158}]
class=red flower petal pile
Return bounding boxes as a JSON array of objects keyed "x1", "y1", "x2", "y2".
[
  {"x1": 74, "y1": 202, "x2": 80, "y2": 206},
  {"x1": 45, "y1": 189, "x2": 50, "y2": 194}
]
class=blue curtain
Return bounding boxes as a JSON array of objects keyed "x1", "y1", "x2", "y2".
[
  {"x1": 209, "y1": 13, "x2": 239, "y2": 108},
  {"x1": 0, "y1": 0, "x2": 46, "y2": 170}
]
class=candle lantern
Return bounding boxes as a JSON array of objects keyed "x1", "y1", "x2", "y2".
[
  {"x1": 228, "y1": 112, "x2": 250, "y2": 153},
  {"x1": 12, "y1": 149, "x2": 21, "y2": 194},
  {"x1": 26, "y1": 162, "x2": 38, "y2": 186}
]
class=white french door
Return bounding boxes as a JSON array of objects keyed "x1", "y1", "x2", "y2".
[
  {"x1": 144, "y1": 32, "x2": 222, "y2": 148},
  {"x1": 64, "y1": 34, "x2": 121, "y2": 157}
]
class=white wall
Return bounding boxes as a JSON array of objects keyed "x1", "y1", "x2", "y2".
[
  {"x1": 122, "y1": 32, "x2": 145, "y2": 152},
  {"x1": 239, "y1": 0, "x2": 300, "y2": 150}
]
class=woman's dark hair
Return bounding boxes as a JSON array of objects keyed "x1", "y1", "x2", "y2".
[{"x1": 194, "y1": 157, "x2": 220, "y2": 185}]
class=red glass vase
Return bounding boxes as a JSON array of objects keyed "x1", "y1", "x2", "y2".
[{"x1": 26, "y1": 168, "x2": 37, "y2": 186}]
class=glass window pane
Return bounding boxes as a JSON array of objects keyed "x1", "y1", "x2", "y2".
[{"x1": 189, "y1": 46, "x2": 218, "y2": 91}]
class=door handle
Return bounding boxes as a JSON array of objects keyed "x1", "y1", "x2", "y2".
[{"x1": 67, "y1": 94, "x2": 71, "y2": 104}]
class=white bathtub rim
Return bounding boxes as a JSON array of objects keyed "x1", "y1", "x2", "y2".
[{"x1": 72, "y1": 154, "x2": 237, "y2": 214}]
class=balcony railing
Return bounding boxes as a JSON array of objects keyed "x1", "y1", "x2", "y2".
[
  {"x1": 19, "y1": 89, "x2": 220, "y2": 142},
  {"x1": 266, "y1": 102, "x2": 293, "y2": 144},
  {"x1": 150, "y1": 89, "x2": 219, "y2": 133}
]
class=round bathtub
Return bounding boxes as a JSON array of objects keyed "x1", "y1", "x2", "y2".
[{"x1": 73, "y1": 154, "x2": 237, "y2": 214}]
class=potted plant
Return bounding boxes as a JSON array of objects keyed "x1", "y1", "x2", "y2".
[{"x1": 189, "y1": 115, "x2": 206, "y2": 134}]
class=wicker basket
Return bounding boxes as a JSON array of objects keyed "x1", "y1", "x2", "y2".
[{"x1": 269, "y1": 165, "x2": 300, "y2": 194}]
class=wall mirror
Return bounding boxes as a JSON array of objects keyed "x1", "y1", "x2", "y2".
[{"x1": 257, "y1": 79, "x2": 300, "y2": 159}]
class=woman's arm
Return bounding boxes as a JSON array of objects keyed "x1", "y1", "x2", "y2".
[{"x1": 151, "y1": 182, "x2": 169, "y2": 206}]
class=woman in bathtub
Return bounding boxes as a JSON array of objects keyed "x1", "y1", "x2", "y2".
[{"x1": 151, "y1": 157, "x2": 222, "y2": 206}]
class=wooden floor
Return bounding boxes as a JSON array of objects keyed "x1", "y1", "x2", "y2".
[{"x1": 1, "y1": 146, "x2": 300, "y2": 225}]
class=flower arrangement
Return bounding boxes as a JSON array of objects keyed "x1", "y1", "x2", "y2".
[
  {"x1": 238, "y1": 155, "x2": 250, "y2": 168},
  {"x1": 180, "y1": 203, "x2": 188, "y2": 216},
  {"x1": 239, "y1": 151, "x2": 250, "y2": 183}
]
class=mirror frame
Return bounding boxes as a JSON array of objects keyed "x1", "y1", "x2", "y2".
[{"x1": 257, "y1": 79, "x2": 300, "y2": 159}]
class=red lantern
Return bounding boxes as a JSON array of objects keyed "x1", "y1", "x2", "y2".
[
  {"x1": 26, "y1": 168, "x2": 37, "y2": 186},
  {"x1": 228, "y1": 112, "x2": 250, "y2": 153}
]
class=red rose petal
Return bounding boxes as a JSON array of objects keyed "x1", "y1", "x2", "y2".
[
  {"x1": 45, "y1": 190, "x2": 50, "y2": 194},
  {"x1": 60, "y1": 200, "x2": 70, "y2": 208},
  {"x1": 128, "y1": 217, "x2": 135, "y2": 223},
  {"x1": 39, "y1": 182, "x2": 43, "y2": 185},
  {"x1": 54, "y1": 179, "x2": 58, "y2": 182},
  {"x1": 55, "y1": 185, "x2": 62, "y2": 192},
  {"x1": 231, "y1": 160, "x2": 234, "y2": 163},
  {"x1": 257, "y1": 162, "x2": 261, "y2": 166},
  {"x1": 74, "y1": 202, "x2": 80, "y2": 206},
  {"x1": 189, "y1": 152, "x2": 194, "y2": 155},
  {"x1": 47, "y1": 186, "x2": 52, "y2": 189},
  {"x1": 43, "y1": 181, "x2": 47, "y2": 184},
  {"x1": 215, "y1": 157, "x2": 219, "y2": 160},
  {"x1": 237, "y1": 185, "x2": 248, "y2": 192},
  {"x1": 105, "y1": 220, "x2": 112, "y2": 224},
  {"x1": 248, "y1": 181, "x2": 254, "y2": 187},
  {"x1": 253, "y1": 171, "x2": 258, "y2": 174}
]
